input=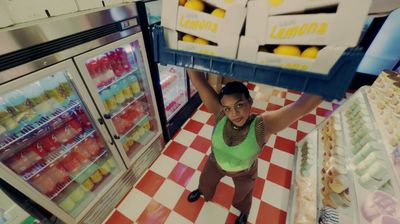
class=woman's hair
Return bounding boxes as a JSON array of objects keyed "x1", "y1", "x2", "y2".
[{"x1": 217, "y1": 81, "x2": 250, "y2": 101}]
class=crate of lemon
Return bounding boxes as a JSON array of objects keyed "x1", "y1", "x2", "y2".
[
  {"x1": 153, "y1": 26, "x2": 364, "y2": 100},
  {"x1": 237, "y1": 36, "x2": 348, "y2": 74},
  {"x1": 161, "y1": 0, "x2": 246, "y2": 44}
]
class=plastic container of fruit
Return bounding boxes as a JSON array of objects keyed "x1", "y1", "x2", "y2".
[{"x1": 152, "y1": 26, "x2": 365, "y2": 100}]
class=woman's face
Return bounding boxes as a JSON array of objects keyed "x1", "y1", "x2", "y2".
[{"x1": 220, "y1": 93, "x2": 252, "y2": 127}]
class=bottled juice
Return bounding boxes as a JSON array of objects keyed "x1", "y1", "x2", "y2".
[
  {"x1": 120, "y1": 79, "x2": 134, "y2": 99},
  {"x1": 101, "y1": 89, "x2": 117, "y2": 112},
  {"x1": 0, "y1": 101, "x2": 18, "y2": 132},
  {"x1": 5, "y1": 90, "x2": 37, "y2": 123},
  {"x1": 99, "y1": 55, "x2": 116, "y2": 85},
  {"x1": 127, "y1": 75, "x2": 141, "y2": 95},
  {"x1": 38, "y1": 134, "x2": 61, "y2": 152},
  {"x1": 31, "y1": 172, "x2": 57, "y2": 196},
  {"x1": 110, "y1": 84, "x2": 125, "y2": 105},
  {"x1": 82, "y1": 178, "x2": 94, "y2": 191},
  {"x1": 42, "y1": 76, "x2": 66, "y2": 106},
  {"x1": 27, "y1": 82, "x2": 54, "y2": 115},
  {"x1": 90, "y1": 170, "x2": 103, "y2": 184},
  {"x1": 54, "y1": 73, "x2": 74, "y2": 99},
  {"x1": 86, "y1": 59, "x2": 102, "y2": 87},
  {"x1": 60, "y1": 153, "x2": 81, "y2": 173},
  {"x1": 5, "y1": 152, "x2": 32, "y2": 174},
  {"x1": 45, "y1": 163, "x2": 69, "y2": 185}
]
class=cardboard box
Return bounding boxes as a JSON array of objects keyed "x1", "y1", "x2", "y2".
[
  {"x1": 103, "y1": 0, "x2": 124, "y2": 6},
  {"x1": 164, "y1": 28, "x2": 239, "y2": 59},
  {"x1": 43, "y1": 0, "x2": 78, "y2": 16},
  {"x1": 203, "y1": 0, "x2": 248, "y2": 10},
  {"x1": 75, "y1": 0, "x2": 103, "y2": 11},
  {"x1": 250, "y1": 0, "x2": 339, "y2": 15},
  {"x1": 0, "y1": 4, "x2": 14, "y2": 28},
  {"x1": 5, "y1": 0, "x2": 48, "y2": 24},
  {"x1": 246, "y1": 0, "x2": 372, "y2": 46},
  {"x1": 237, "y1": 36, "x2": 347, "y2": 74},
  {"x1": 162, "y1": 0, "x2": 246, "y2": 43}
]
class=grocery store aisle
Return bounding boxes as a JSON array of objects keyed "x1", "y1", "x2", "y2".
[{"x1": 103, "y1": 83, "x2": 349, "y2": 224}]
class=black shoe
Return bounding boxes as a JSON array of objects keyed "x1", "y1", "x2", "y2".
[
  {"x1": 235, "y1": 213, "x2": 248, "y2": 224},
  {"x1": 187, "y1": 189, "x2": 202, "y2": 202}
]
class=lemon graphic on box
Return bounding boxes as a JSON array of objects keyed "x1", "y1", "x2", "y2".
[
  {"x1": 194, "y1": 38, "x2": 209, "y2": 45},
  {"x1": 184, "y1": 0, "x2": 205, "y2": 12},
  {"x1": 182, "y1": 34, "x2": 196, "y2": 42},
  {"x1": 273, "y1": 45, "x2": 301, "y2": 56},
  {"x1": 268, "y1": 0, "x2": 283, "y2": 7},
  {"x1": 179, "y1": 0, "x2": 187, "y2": 6},
  {"x1": 301, "y1": 47, "x2": 319, "y2": 59},
  {"x1": 211, "y1": 8, "x2": 225, "y2": 18}
]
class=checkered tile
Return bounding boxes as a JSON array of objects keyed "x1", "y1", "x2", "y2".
[{"x1": 104, "y1": 84, "x2": 350, "y2": 224}]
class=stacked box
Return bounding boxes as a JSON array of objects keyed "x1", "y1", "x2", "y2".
[
  {"x1": 75, "y1": 0, "x2": 104, "y2": 11},
  {"x1": 43, "y1": 0, "x2": 78, "y2": 17},
  {"x1": 161, "y1": 0, "x2": 247, "y2": 59},
  {"x1": 238, "y1": 0, "x2": 372, "y2": 74},
  {"x1": 0, "y1": 3, "x2": 14, "y2": 28}
]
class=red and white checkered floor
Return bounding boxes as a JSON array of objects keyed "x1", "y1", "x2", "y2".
[{"x1": 103, "y1": 83, "x2": 351, "y2": 224}]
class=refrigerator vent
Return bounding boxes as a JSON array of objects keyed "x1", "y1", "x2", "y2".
[{"x1": 0, "y1": 23, "x2": 121, "y2": 72}]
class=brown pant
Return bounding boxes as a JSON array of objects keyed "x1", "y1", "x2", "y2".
[{"x1": 198, "y1": 156, "x2": 257, "y2": 215}]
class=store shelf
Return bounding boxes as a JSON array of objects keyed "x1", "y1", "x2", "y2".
[
  {"x1": 0, "y1": 99, "x2": 80, "y2": 154},
  {"x1": 97, "y1": 67, "x2": 139, "y2": 93},
  {"x1": 49, "y1": 150, "x2": 107, "y2": 200},
  {"x1": 107, "y1": 92, "x2": 145, "y2": 119},
  {"x1": 120, "y1": 114, "x2": 150, "y2": 140},
  {"x1": 152, "y1": 26, "x2": 365, "y2": 100},
  {"x1": 289, "y1": 85, "x2": 400, "y2": 223},
  {"x1": 22, "y1": 128, "x2": 96, "y2": 181}
]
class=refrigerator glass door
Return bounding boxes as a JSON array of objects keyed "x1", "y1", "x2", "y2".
[
  {"x1": 145, "y1": 0, "x2": 161, "y2": 25},
  {"x1": 74, "y1": 34, "x2": 161, "y2": 163},
  {"x1": 158, "y1": 64, "x2": 188, "y2": 121},
  {"x1": 0, "y1": 62, "x2": 122, "y2": 219}
]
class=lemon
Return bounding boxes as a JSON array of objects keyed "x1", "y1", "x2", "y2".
[
  {"x1": 268, "y1": 0, "x2": 283, "y2": 6},
  {"x1": 273, "y1": 45, "x2": 301, "y2": 57},
  {"x1": 301, "y1": 47, "x2": 319, "y2": 59},
  {"x1": 194, "y1": 38, "x2": 209, "y2": 45},
  {"x1": 179, "y1": 0, "x2": 187, "y2": 6},
  {"x1": 211, "y1": 8, "x2": 225, "y2": 18},
  {"x1": 182, "y1": 34, "x2": 195, "y2": 42},
  {"x1": 184, "y1": 0, "x2": 205, "y2": 12}
]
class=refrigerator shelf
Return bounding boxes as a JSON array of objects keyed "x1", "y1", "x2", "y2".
[
  {"x1": 0, "y1": 99, "x2": 80, "y2": 152},
  {"x1": 120, "y1": 113, "x2": 150, "y2": 140},
  {"x1": 107, "y1": 92, "x2": 145, "y2": 119},
  {"x1": 22, "y1": 128, "x2": 96, "y2": 181},
  {"x1": 97, "y1": 67, "x2": 139, "y2": 94},
  {"x1": 152, "y1": 26, "x2": 365, "y2": 100},
  {"x1": 49, "y1": 149, "x2": 107, "y2": 200}
]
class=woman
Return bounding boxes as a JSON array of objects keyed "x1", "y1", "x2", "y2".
[{"x1": 186, "y1": 69, "x2": 323, "y2": 224}]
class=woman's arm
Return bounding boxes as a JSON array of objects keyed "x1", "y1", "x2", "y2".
[
  {"x1": 261, "y1": 93, "x2": 323, "y2": 137},
  {"x1": 187, "y1": 69, "x2": 222, "y2": 114}
]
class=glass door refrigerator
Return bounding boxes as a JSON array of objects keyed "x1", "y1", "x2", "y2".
[
  {"x1": 0, "y1": 61, "x2": 126, "y2": 224},
  {"x1": 0, "y1": 4, "x2": 163, "y2": 223},
  {"x1": 74, "y1": 34, "x2": 162, "y2": 168},
  {"x1": 137, "y1": 0, "x2": 201, "y2": 141}
]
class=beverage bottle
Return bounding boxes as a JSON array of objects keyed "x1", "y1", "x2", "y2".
[
  {"x1": 107, "y1": 51, "x2": 123, "y2": 77},
  {"x1": 127, "y1": 75, "x2": 141, "y2": 95},
  {"x1": 86, "y1": 59, "x2": 102, "y2": 87},
  {"x1": 0, "y1": 97, "x2": 19, "y2": 132},
  {"x1": 99, "y1": 55, "x2": 116, "y2": 85},
  {"x1": 45, "y1": 163, "x2": 69, "y2": 185},
  {"x1": 110, "y1": 84, "x2": 125, "y2": 106},
  {"x1": 60, "y1": 153, "x2": 81, "y2": 173},
  {"x1": 27, "y1": 82, "x2": 54, "y2": 115},
  {"x1": 38, "y1": 134, "x2": 61, "y2": 152},
  {"x1": 72, "y1": 144, "x2": 91, "y2": 165},
  {"x1": 115, "y1": 48, "x2": 131, "y2": 72},
  {"x1": 102, "y1": 89, "x2": 117, "y2": 112},
  {"x1": 42, "y1": 76, "x2": 66, "y2": 106},
  {"x1": 54, "y1": 73, "x2": 74, "y2": 100},
  {"x1": 5, "y1": 89, "x2": 38, "y2": 124},
  {"x1": 5, "y1": 152, "x2": 31, "y2": 174},
  {"x1": 120, "y1": 79, "x2": 134, "y2": 99},
  {"x1": 31, "y1": 172, "x2": 57, "y2": 196}
]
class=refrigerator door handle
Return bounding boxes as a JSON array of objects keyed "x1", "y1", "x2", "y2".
[
  {"x1": 114, "y1": 135, "x2": 120, "y2": 140},
  {"x1": 103, "y1": 114, "x2": 112, "y2": 119},
  {"x1": 98, "y1": 117, "x2": 105, "y2": 125}
]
